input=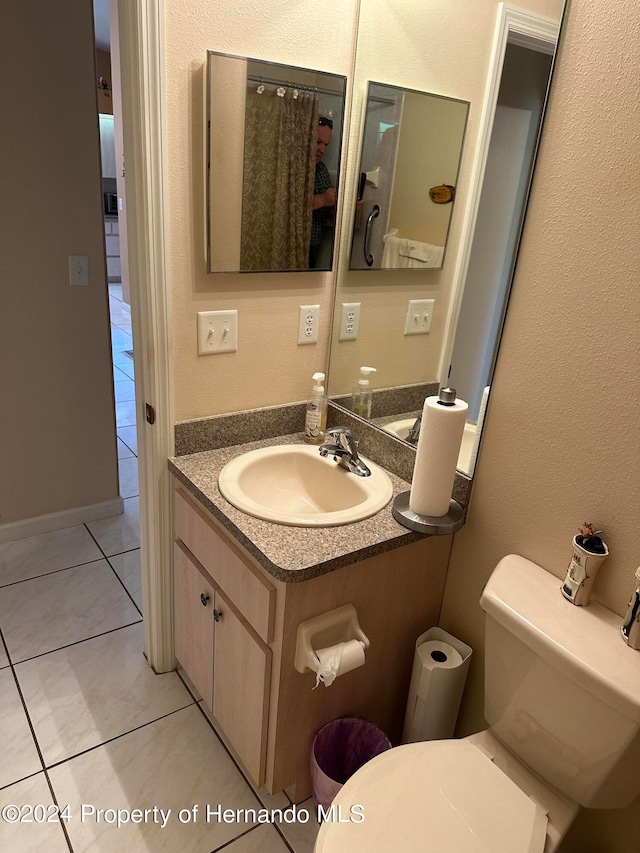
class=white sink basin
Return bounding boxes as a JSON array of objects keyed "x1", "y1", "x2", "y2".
[{"x1": 218, "y1": 444, "x2": 393, "y2": 527}]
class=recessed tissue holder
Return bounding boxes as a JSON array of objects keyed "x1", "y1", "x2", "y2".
[{"x1": 295, "y1": 604, "x2": 370, "y2": 686}]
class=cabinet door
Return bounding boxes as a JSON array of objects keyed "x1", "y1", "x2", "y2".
[
  {"x1": 174, "y1": 543, "x2": 214, "y2": 708},
  {"x1": 212, "y1": 588, "x2": 271, "y2": 786}
]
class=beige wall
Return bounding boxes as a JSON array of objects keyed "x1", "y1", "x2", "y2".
[
  {"x1": 0, "y1": 0, "x2": 119, "y2": 525},
  {"x1": 441, "y1": 1, "x2": 640, "y2": 850},
  {"x1": 165, "y1": 0, "x2": 359, "y2": 421}
]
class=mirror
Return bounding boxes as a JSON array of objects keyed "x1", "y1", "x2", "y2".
[
  {"x1": 328, "y1": 0, "x2": 564, "y2": 476},
  {"x1": 206, "y1": 52, "x2": 346, "y2": 273},
  {"x1": 349, "y1": 83, "x2": 469, "y2": 271}
]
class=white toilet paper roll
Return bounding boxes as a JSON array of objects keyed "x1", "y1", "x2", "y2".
[
  {"x1": 313, "y1": 639, "x2": 366, "y2": 688},
  {"x1": 409, "y1": 394, "x2": 468, "y2": 517},
  {"x1": 402, "y1": 640, "x2": 466, "y2": 743}
]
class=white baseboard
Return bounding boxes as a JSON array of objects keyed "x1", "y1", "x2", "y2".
[{"x1": 0, "y1": 497, "x2": 124, "y2": 544}]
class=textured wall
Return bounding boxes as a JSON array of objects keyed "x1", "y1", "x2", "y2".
[
  {"x1": 165, "y1": 0, "x2": 359, "y2": 420},
  {"x1": 441, "y1": 1, "x2": 640, "y2": 849},
  {"x1": 0, "y1": 0, "x2": 118, "y2": 524}
]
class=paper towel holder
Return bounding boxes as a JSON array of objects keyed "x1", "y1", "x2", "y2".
[
  {"x1": 392, "y1": 492, "x2": 465, "y2": 535},
  {"x1": 294, "y1": 604, "x2": 370, "y2": 674}
]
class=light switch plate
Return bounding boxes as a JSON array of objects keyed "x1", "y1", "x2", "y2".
[
  {"x1": 68, "y1": 255, "x2": 89, "y2": 286},
  {"x1": 197, "y1": 310, "x2": 238, "y2": 354},
  {"x1": 404, "y1": 299, "x2": 434, "y2": 335},
  {"x1": 339, "y1": 302, "x2": 361, "y2": 341}
]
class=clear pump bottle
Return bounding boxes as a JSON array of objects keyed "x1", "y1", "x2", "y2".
[
  {"x1": 304, "y1": 372, "x2": 327, "y2": 444},
  {"x1": 352, "y1": 366, "x2": 376, "y2": 419}
]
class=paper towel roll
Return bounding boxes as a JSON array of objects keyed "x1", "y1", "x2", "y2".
[
  {"x1": 402, "y1": 640, "x2": 467, "y2": 743},
  {"x1": 409, "y1": 394, "x2": 468, "y2": 517},
  {"x1": 313, "y1": 639, "x2": 366, "y2": 688}
]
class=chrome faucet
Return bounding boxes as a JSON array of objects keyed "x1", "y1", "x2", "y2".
[
  {"x1": 319, "y1": 427, "x2": 371, "y2": 477},
  {"x1": 406, "y1": 413, "x2": 422, "y2": 444}
]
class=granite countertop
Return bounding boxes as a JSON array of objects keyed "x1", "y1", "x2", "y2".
[{"x1": 168, "y1": 433, "x2": 427, "y2": 583}]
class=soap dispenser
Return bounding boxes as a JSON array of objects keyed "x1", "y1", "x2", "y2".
[
  {"x1": 352, "y1": 366, "x2": 376, "y2": 419},
  {"x1": 304, "y1": 372, "x2": 327, "y2": 445},
  {"x1": 621, "y1": 567, "x2": 640, "y2": 650}
]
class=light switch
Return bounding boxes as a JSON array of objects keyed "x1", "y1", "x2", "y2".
[
  {"x1": 197, "y1": 310, "x2": 238, "y2": 354},
  {"x1": 404, "y1": 299, "x2": 434, "y2": 335}
]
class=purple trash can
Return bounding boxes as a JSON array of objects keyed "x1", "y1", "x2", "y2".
[{"x1": 310, "y1": 717, "x2": 392, "y2": 810}]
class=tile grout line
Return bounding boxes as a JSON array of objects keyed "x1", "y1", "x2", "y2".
[
  {"x1": 83, "y1": 524, "x2": 143, "y2": 618},
  {"x1": 176, "y1": 672, "x2": 297, "y2": 853},
  {"x1": 10, "y1": 620, "x2": 143, "y2": 667},
  {"x1": 0, "y1": 556, "x2": 109, "y2": 592},
  {"x1": 0, "y1": 629, "x2": 74, "y2": 851}
]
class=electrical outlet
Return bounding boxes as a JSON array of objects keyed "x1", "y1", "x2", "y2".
[
  {"x1": 298, "y1": 304, "x2": 320, "y2": 345},
  {"x1": 339, "y1": 302, "x2": 361, "y2": 341},
  {"x1": 68, "y1": 255, "x2": 89, "y2": 286},
  {"x1": 404, "y1": 299, "x2": 435, "y2": 335},
  {"x1": 197, "y1": 310, "x2": 238, "y2": 354}
]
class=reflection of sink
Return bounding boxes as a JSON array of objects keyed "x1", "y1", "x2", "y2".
[
  {"x1": 383, "y1": 418, "x2": 417, "y2": 442},
  {"x1": 218, "y1": 445, "x2": 393, "y2": 527},
  {"x1": 383, "y1": 420, "x2": 477, "y2": 472}
]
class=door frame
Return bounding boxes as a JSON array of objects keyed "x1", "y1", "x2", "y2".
[
  {"x1": 116, "y1": 0, "x2": 174, "y2": 672},
  {"x1": 438, "y1": 3, "x2": 562, "y2": 384}
]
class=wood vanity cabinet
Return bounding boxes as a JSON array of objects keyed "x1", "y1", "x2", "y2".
[{"x1": 172, "y1": 482, "x2": 452, "y2": 801}]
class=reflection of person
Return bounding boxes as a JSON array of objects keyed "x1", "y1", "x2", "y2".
[{"x1": 309, "y1": 117, "x2": 336, "y2": 268}]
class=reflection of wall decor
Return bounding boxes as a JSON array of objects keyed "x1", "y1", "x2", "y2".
[{"x1": 429, "y1": 184, "x2": 455, "y2": 204}]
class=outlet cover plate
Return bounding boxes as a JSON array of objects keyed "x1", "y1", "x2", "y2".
[
  {"x1": 298, "y1": 304, "x2": 320, "y2": 345},
  {"x1": 339, "y1": 302, "x2": 361, "y2": 341},
  {"x1": 197, "y1": 310, "x2": 238, "y2": 354}
]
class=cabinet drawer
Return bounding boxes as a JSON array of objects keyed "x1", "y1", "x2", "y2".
[{"x1": 174, "y1": 487, "x2": 275, "y2": 643}]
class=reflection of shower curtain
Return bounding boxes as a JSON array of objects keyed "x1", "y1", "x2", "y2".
[{"x1": 240, "y1": 87, "x2": 318, "y2": 270}]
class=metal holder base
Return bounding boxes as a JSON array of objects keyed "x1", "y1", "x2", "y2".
[{"x1": 392, "y1": 492, "x2": 465, "y2": 535}]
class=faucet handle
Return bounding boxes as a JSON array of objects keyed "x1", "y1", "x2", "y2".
[{"x1": 324, "y1": 426, "x2": 351, "y2": 438}]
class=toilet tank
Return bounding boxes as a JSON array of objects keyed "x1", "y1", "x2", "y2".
[{"x1": 480, "y1": 555, "x2": 640, "y2": 809}]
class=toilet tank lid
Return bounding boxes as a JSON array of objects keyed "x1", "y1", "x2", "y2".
[{"x1": 480, "y1": 555, "x2": 640, "y2": 723}]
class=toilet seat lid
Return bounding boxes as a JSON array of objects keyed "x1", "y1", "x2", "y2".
[{"x1": 315, "y1": 740, "x2": 548, "y2": 853}]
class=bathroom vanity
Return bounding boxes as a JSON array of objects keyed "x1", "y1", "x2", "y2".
[{"x1": 169, "y1": 435, "x2": 452, "y2": 802}]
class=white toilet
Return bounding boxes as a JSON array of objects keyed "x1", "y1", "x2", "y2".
[{"x1": 315, "y1": 554, "x2": 640, "y2": 852}]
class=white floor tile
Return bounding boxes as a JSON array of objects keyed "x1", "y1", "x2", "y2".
[
  {"x1": 49, "y1": 705, "x2": 259, "y2": 852},
  {"x1": 116, "y1": 358, "x2": 135, "y2": 380},
  {"x1": 118, "y1": 456, "x2": 139, "y2": 499},
  {"x1": 0, "y1": 560, "x2": 141, "y2": 663},
  {"x1": 108, "y1": 283, "x2": 123, "y2": 301},
  {"x1": 275, "y1": 797, "x2": 320, "y2": 853},
  {"x1": 117, "y1": 425, "x2": 138, "y2": 456},
  {"x1": 115, "y1": 399, "x2": 137, "y2": 429},
  {"x1": 0, "y1": 639, "x2": 10, "y2": 669},
  {"x1": 0, "y1": 773, "x2": 69, "y2": 852},
  {"x1": 109, "y1": 550, "x2": 142, "y2": 612},
  {"x1": 86, "y1": 497, "x2": 139, "y2": 556},
  {"x1": 113, "y1": 364, "x2": 132, "y2": 383},
  {"x1": 117, "y1": 437, "x2": 134, "y2": 460},
  {"x1": 0, "y1": 525, "x2": 103, "y2": 588},
  {"x1": 114, "y1": 378, "x2": 136, "y2": 404},
  {"x1": 225, "y1": 824, "x2": 292, "y2": 852},
  {"x1": 0, "y1": 669, "x2": 41, "y2": 788},
  {"x1": 16, "y1": 623, "x2": 192, "y2": 767}
]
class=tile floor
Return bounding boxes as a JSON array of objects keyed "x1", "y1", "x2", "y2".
[{"x1": 0, "y1": 285, "x2": 320, "y2": 852}]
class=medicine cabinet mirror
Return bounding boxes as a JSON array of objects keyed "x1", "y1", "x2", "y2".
[
  {"x1": 349, "y1": 83, "x2": 469, "y2": 271},
  {"x1": 206, "y1": 52, "x2": 346, "y2": 273},
  {"x1": 327, "y1": 0, "x2": 565, "y2": 477}
]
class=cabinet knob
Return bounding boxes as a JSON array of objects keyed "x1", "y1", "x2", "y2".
[
  {"x1": 200, "y1": 593, "x2": 210, "y2": 607},
  {"x1": 213, "y1": 609, "x2": 223, "y2": 622}
]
